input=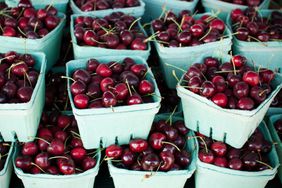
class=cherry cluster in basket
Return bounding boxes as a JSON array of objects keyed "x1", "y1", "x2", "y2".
[
  {"x1": 231, "y1": 8, "x2": 282, "y2": 42},
  {"x1": 105, "y1": 119, "x2": 191, "y2": 171},
  {"x1": 274, "y1": 119, "x2": 282, "y2": 140},
  {"x1": 0, "y1": 142, "x2": 10, "y2": 171},
  {"x1": 0, "y1": 0, "x2": 61, "y2": 39},
  {"x1": 70, "y1": 58, "x2": 155, "y2": 109},
  {"x1": 0, "y1": 51, "x2": 40, "y2": 104},
  {"x1": 74, "y1": 0, "x2": 141, "y2": 12},
  {"x1": 220, "y1": 0, "x2": 262, "y2": 6},
  {"x1": 15, "y1": 112, "x2": 98, "y2": 175},
  {"x1": 74, "y1": 12, "x2": 148, "y2": 50},
  {"x1": 45, "y1": 71, "x2": 71, "y2": 111},
  {"x1": 197, "y1": 128, "x2": 273, "y2": 171},
  {"x1": 182, "y1": 55, "x2": 275, "y2": 110},
  {"x1": 151, "y1": 10, "x2": 226, "y2": 47}
]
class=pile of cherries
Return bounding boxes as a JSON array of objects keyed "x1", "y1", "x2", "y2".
[
  {"x1": 151, "y1": 10, "x2": 226, "y2": 47},
  {"x1": 0, "y1": 142, "x2": 10, "y2": 171},
  {"x1": 0, "y1": 51, "x2": 40, "y2": 104},
  {"x1": 0, "y1": 0, "x2": 61, "y2": 39},
  {"x1": 69, "y1": 57, "x2": 156, "y2": 109},
  {"x1": 105, "y1": 118, "x2": 192, "y2": 171},
  {"x1": 73, "y1": 0, "x2": 141, "y2": 12},
  {"x1": 74, "y1": 12, "x2": 148, "y2": 50},
  {"x1": 197, "y1": 128, "x2": 273, "y2": 171},
  {"x1": 15, "y1": 112, "x2": 98, "y2": 175},
  {"x1": 220, "y1": 0, "x2": 263, "y2": 6},
  {"x1": 45, "y1": 71, "x2": 71, "y2": 111},
  {"x1": 274, "y1": 119, "x2": 282, "y2": 140},
  {"x1": 231, "y1": 8, "x2": 282, "y2": 42},
  {"x1": 182, "y1": 55, "x2": 275, "y2": 110}
]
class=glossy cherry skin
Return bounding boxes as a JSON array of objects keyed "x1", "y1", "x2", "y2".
[
  {"x1": 129, "y1": 139, "x2": 148, "y2": 153},
  {"x1": 106, "y1": 145, "x2": 123, "y2": 159}
]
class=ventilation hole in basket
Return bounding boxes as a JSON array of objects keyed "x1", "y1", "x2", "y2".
[
  {"x1": 115, "y1": 136, "x2": 118, "y2": 145},
  {"x1": 209, "y1": 127, "x2": 213, "y2": 138},
  {"x1": 223, "y1": 133, "x2": 227, "y2": 143},
  {"x1": 196, "y1": 121, "x2": 200, "y2": 132},
  {"x1": 99, "y1": 139, "x2": 103, "y2": 148},
  {"x1": 130, "y1": 134, "x2": 133, "y2": 140},
  {"x1": 0, "y1": 132, "x2": 3, "y2": 142}
]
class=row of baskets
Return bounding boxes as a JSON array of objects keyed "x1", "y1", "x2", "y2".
[{"x1": 0, "y1": 112, "x2": 281, "y2": 188}]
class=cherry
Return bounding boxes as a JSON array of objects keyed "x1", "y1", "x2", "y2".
[
  {"x1": 83, "y1": 30, "x2": 99, "y2": 46},
  {"x1": 114, "y1": 83, "x2": 128, "y2": 100},
  {"x1": 82, "y1": 156, "x2": 97, "y2": 171},
  {"x1": 175, "y1": 150, "x2": 191, "y2": 168},
  {"x1": 212, "y1": 93, "x2": 228, "y2": 107},
  {"x1": 259, "y1": 69, "x2": 274, "y2": 84},
  {"x1": 237, "y1": 97, "x2": 255, "y2": 110},
  {"x1": 233, "y1": 82, "x2": 249, "y2": 99},
  {"x1": 58, "y1": 157, "x2": 75, "y2": 175},
  {"x1": 45, "y1": 16, "x2": 60, "y2": 30},
  {"x1": 177, "y1": 31, "x2": 192, "y2": 45},
  {"x1": 96, "y1": 64, "x2": 112, "y2": 77},
  {"x1": 106, "y1": 144, "x2": 123, "y2": 159},
  {"x1": 35, "y1": 152, "x2": 50, "y2": 169},
  {"x1": 57, "y1": 115, "x2": 71, "y2": 129},
  {"x1": 227, "y1": 148, "x2": 241, "y2": 159},
  {"x1": 149, "y1": 132, "x2": 166, "y2": 150},
  {"x1": 22, "y1": 142, "x2": 38, "y2": 156},
  {"x1": 199, "y1": 149, "x2": 214, "y2": 164},
  {"x1": 71, "y1": 137, "x2": 83, "y2": 148},
  {"x1": 100, "y1": 77, "x2": 114, "y2": 92},
  {"x1": 250, "y1": 86, "x2": 266, "y2": 103},
  {"x1": 121, "y1": 148, "x2": 135, "y2": 166},
  {"x1": 243, "y1": 71, "x2": 259, "y2": 86},
  {"x1": 138, "y1": 80, "x2": 154, "y2": 95},
  {"x1": 15, "y1": 156, "x2": 32, "y2": 171},
  {"x1": 73, "y1": 69, "x2": 91, "y2": 84},
  {"x1": 191, "y1": 24, "x2": 204, "y2": 37},
  {"x1": 126, "y1": 93, "x2": 143, "y2": 105},
  {"x1": 54, "y1": 131, "x2": 68, "y2": 142},
  {"x1": 87, "y1": 59, "x2": 99, "y2": 72},
  {"x1": 17, "y1": 86, "x2": 33, "y2": 102},
  {"x1": 187, "y1": 76, "x2": 202, "y2": 94},
  {"x1": 130, "y1": 38, "x2": 147, "y2": 50},
  {"x1": 141, "y1": 153, "x2": 160, "y2": 171},
  {"x1": 214, "y1": 157, "x2": 228, "y2": 168},
  {"x1": 231, "y1": 55, "x2": 247, "y2": 68},
  {"x1": 242, "y1": 152, "x2": 259, "y2": 169},
  {"x1": 46, "y1": 166, "x2": 59, "y2": 175},
  {"x1": 74, "y1": 94, "x2": 89, "y2": 109},
  {"x1": 129, "y1": 139, "x2": 148, "y2": 153},
  {"x1": 47, "y1": 139, "x2": 65, "y2": 156},
  {"x1": 210, "y1": 19, "x2": 225, "y2": 33},
  {"x1": 71, "y1": 147, "x2": 87, "y2": 161},
  {"x1": 159, "y1": 151, "x2": 175, "y2": 171},
  {"x1": 71, "y1": 80, "x2": 86, "y2": 95},
  {"x1": 200, "y1": 81, "x2": 216, "y2": 98},
  {"x1": 211, "y1": 142, "x2": 227, "y2": 157},
  {"x1": 228, "y1": 158, "x2": 243, "y2": 170},
  {"x1": 102, "y1": 91, "x2": 117, "y2": 107},
  {"x1": 173, "y1": 121, "x2": 189, "y2": 135}
]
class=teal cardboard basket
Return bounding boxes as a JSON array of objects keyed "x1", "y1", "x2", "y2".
[
  {"x1": 66, "y1": 56, "x2": 161, "y2": 149},
  {"x1": 0, "y1": 52, "x2": 46, "y2": 142},
  {"x1": 70, "y1": 0, "x2": 145, "y2": 18},
  {"x1": 176, "y1": 54, "x2": 282, "y2": 149},
  {"x1": 70, "y1": 14, "x2": 151, "y2": 61},
  {"x1": 195, "y1": 121, "x2": 279, "y2": 188},
  {"x1": 267, "y1": 107, "x2": 282, "y2": 117},
  {"x1": 226, "y1": 10, "x2": 282, "y2": 73},
  {"x1": 0, "y1": 13, "x2": 66, "y2": 71},
  {"x1": 0, "y1": 142, "x2": 14, "y2": 188},
  {"x1": 202, "y1": 0, "x2": 270, "y2": 21},
  {"x1": 267, "y1": 114, "x2": 282, "y2": 184},
  {"x1": 142, "y1": 0, "x2": 199, "y2": 22},
  {"x1": 5, "y1": 0, "x2": 69, "y2": 13},
  {"x1": 108, "y1": 113, "x2": 197, "y2": 188},
  {"x1": 13, "y1": 144, "x2": 101, "y2": 188},
  {"x1": 152, "y1": 13, "x2": 232, "y2": 89}
]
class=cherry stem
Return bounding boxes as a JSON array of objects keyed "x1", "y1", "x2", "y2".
[
  {"x1": 129, "y1": 17, "x2": 141, "y2": 31},
  {"x1": 231, "y1": 56, "x2": 237, "y2": 75},
  {"x1": 64, "y1": 95, "x2": 69, "y2": 111},
  {"x1": 33, "y1": 21, "x2": 39, "y2": 32},
  {"x1": 24, "y1": 72, "x2": 32, "y2": 87},
  {"x1": 17, "y1": 26, "x2": 27, "y2": 37},
  {"x1": 7, "y1": 61, "x2": 26, "y2": 79},
  {"x1": 182, "y1": 85, "x2": 203, "y2": 90},
  {"x1": 162, "y1": 141, "x2": 181, "y2": 152},
  {"x1": 0, "y1": 153, "x2": 8, "y2": 161},
  {"x1": 0, "y1": 55, "x2": 15, "y2": 64},
  {"x1": 199, "y1": 27, "x2": 212, "y2": 41},
  {"x1": 70, "y1": 131, "x2": 81, "y2": 138},
  {"x1": 125, "y1": 79, "x2": 132, "y2": 96},
  {"x1": 144, "y1": 31, "x2": 159, "y2": 43},
  {"x1": 89, "y1": 97, "x2": 102, "y2": 103},
  {"x1": 259, "y1": 89, "x2": 268, "y2": 97},
  {"x1": 91, "y1": 38, "x2": 106, "y2": 45},
  {"x1": 61, "y1": 76, "x2": 75, "y2": 82},
  {"x1": 46, "y1": 1, "x2": 55, "y2": 11},
  {"x1": 188, "y1": 136, "x2": 208, "y2": 154},
  {"x1": 165, "y1": 105, "x2": 178, "y2": 125},
  {"x1": 256, "y1": 160, "x2": 273, "y2": 170},
  {"x1": 172, "y1": 70, "x2": 180, "y2": 83},
  {"x1": 30, "y1": 162, "x2": 46, "y2": 173},
  {"x1": 158, "y1": 4, "x2": 167, "y2": 19},
  {"x1": 171, "y1": 18, "x2": 183, "y2": 33},
  {"x1": 248, "y1": 36, "x2": 268, "y2": 47},
  {"x1": 64, "y1": 135, "x2": 71, "y2": 147},
  {"x1": 215, "y1": 70, "x2": 240, "y2": 73},
  {"x1": 31, "y1": 137, "x2": 50, "y2": 145},
  {"x1": 49, "y1": 156, "x2": 69, "y2": 160}
]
